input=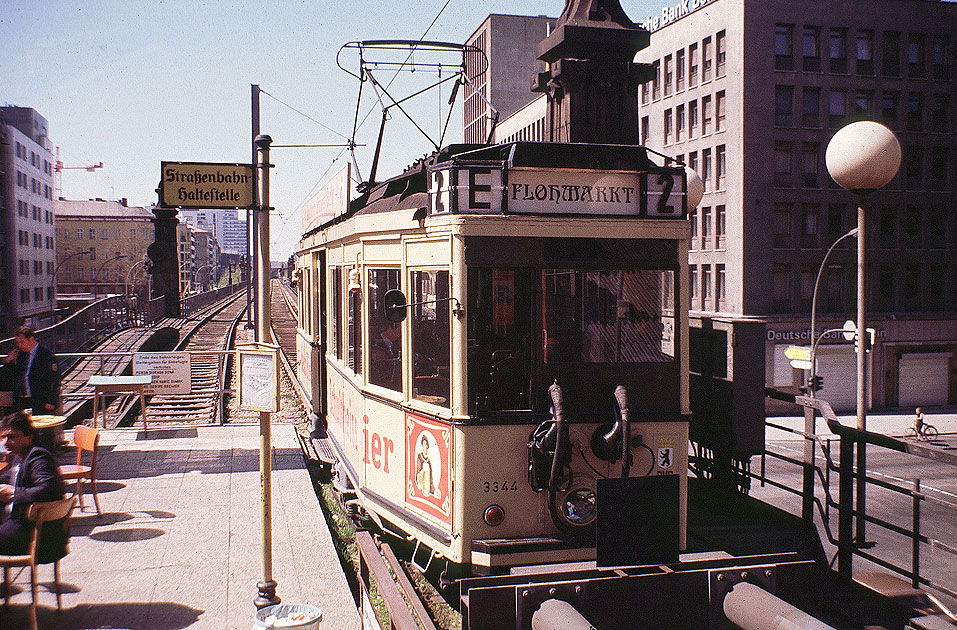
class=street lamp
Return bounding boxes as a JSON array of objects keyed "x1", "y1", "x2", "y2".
[
  {"x1": 125, "y1": 258, "x2": 148, "y2": 303},
  {"x1": 93, "y1": 254, "x2": 129, "y2": 299},
  {"x1": 53, "y1": 248, "x2": 95, "y2": 290},
  {"x1": 825, "y1": 120, "x2": 901, "y2": 430}
]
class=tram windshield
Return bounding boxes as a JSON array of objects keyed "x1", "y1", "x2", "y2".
[{"x1": 544, "y1": 269, "x2": 675, "y2": 364}]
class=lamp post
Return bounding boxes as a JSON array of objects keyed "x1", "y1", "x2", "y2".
[
  {"x1": 825, "y1": 120, "x2": 901, "y2": 578},
  {"x1": 53, "y1": 248, "x2": 95, "y2": 287},
  {"x1": 93, "y1": 254, "x2": 129, "y2": 300},
  {"x1": 193, "y1": 264, "x2": 216, "y2": 292}
]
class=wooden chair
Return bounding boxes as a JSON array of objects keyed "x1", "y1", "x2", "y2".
[
  {"x1": 0, "y1": 496, "x2": 77, "y2": 630},
  {"x1": 58, "y1": 425, "x2": 101, "y2": 515}
]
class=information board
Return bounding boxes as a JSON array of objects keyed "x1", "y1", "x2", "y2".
[
  {"x1": 133, "y1": 352, "x2": 192, "y2": 395},
  {"x1": 237, "y1": 343, "x2": 280, "y2": 412}
]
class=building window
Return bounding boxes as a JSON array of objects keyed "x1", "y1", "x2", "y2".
[
  {"x1": 929, "y1": 147, "x2": 948, "y2": 191},
  {"x1": 676, "y1": 48, "x2": 686, "y2": 90},
  {"x1": 772, "y1": 203, "x2": 793, "y2": 249},
  {"x1": 701, "y1": 206, "x2": 712, "y2": 248},
  {"x1": 883, "y1": 31, "x2": 901, "y2": 77},
  {"x1": 664, "y1": 54, "x2": 673, "y2": 96},
  {"x1": 879, "y1": 205, "x2": 897, "y2": 249},
  {"x1": 716, "y1": 30, "x2": 726, "y2": 76},
  {"x1": 702, "y1": 36, "x2": 713, "y2": 81},
  {"x1": 931, "y1": 35, "x2": 950, "y2": 81},
  {"x1": 828, "y1": 89, "x2": 847, "y2": 128},
  {"x1": 676, "y1": 104, "x2": 685, "y2": 141},
  {"x1": 801, "y1": 204, "x2": 820, "y2": 249},
  {"x1": 702, "y1": 148, "x2": 712, "y2": 192},
  {"x1": 881, "y1": 91, "x2": 899, "y2": 128},
  {"x1": 772, "y1": 264, "x2": 791, "y2": 312},
  {"x1": 904, "y1": 146, "x2": 923, "y2": 190},
  {"x1": 689, "y1": 43, "x2": 698, "y2": 86},
  {"x1": 641, "y1": 79, "x2": 649, "y2": 105},
  {"x1": 908, "y1": 33, "x2": 925, "y2": 78},
  {"x1": 878, "y1": 265, "x2": 895, "y2": 311},
  {"x1": 803, "y1": 26, "x2": 821, "y2": 72},
  {"x1": 664, "y1": 109, "x2": 673, "y2": 144},
  {"x1": 688, "y1": 151, "x2": 698, "y2": 181},
  {"x1": 829, "y1": 28, "x2": 848, "y2": 73},
  {"x1": 854, "y1": 90, "x2": 873, "y2": 120},
  {"x1": 688, "y1": 100, "x2": 698, "y2": 138},
  {"x1": 802, "y1": 87, "x2": 821, "y2": 127},
  {"x1": 716, "y1": 145, "x2": 726, "y2": 189},
  {"x1": 775, "y1": 85, "x2": 793, "y2": 126},
  {"x1": 802, "y1": 143, "x2": 820, "y2": 188},
  {"x1": 652, "y1": 60, "x2": 661, "y2": 99},
  {"x1": 775, "y1": 24, "x2": 794, "y2": 70},
  {"x1": 827, "y1": 204, "x2": 845, "y2": 239},
  {"x1": 774, "y1": 142, "x2": 793, "y2": 187},
  {"x1": 641, "y1": 116, "x2": 650, "y2": 144},
  {"x1": 89, "y1": 228, "x2": 95, "y2": 239},
  {"x1": 690, "y1": 266, "x2": 698, "y2": 303},
  {"x1": 904, "y1": 205, "x2": 922, "y2": 249},
  {"x1": 716, "y1": 264, "x2": 726, "y2": 307},
  {"x1": 702, "y1": 95, "x2": 712, "y2": 134},
  {"x1": 905, "y1": 93, "x2": 924, "y2": 132},
  {"x1": 702, "y1": 265, "x2": 712, "y2": 307},
  {"x1": 689, "y1": 207, "x2": 698, "y2": 249},
  {"x1": 800, "y1": 265, "x2": 815, "y2": 312},
  {"x1": 856, "y1": 30, "x2": 874, "y2": 75},
  {"x1": 929, "y1": 94, "x2": 948, "y2": 131},
  {"x1": 715, "y1": 90, "x2": 726, "y2": 131},
  {"x1": 928, "y1": 206, "x2": 946, "y2": 249},
  {"x1": 715, "y1": 205, "x2": 726, "y2": 249}
]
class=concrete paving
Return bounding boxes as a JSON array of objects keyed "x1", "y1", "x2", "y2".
[{"x1": 2, "y1": 423, "x2": 360, "y2": 630}]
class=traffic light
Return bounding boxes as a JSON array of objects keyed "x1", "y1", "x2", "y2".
[{"x1": 810, "y1": 375, "x2": 823, "y2": 392}]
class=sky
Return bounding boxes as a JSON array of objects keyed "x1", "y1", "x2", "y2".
[{"x1": 1, "y1": 0, "x2": 661, "y2": 259}]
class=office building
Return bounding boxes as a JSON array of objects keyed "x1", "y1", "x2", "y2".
[
  {"x1": 178, "y1": 208, "x2": 247, "y2": 255},
  {"x1": 469, "y1": 0, "x2": 957, "y2": 409},
  {"x1": 0, "y1": 107, "x2": 57, "y2": 332}
]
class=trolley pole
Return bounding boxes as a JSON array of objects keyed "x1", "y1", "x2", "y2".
[{"x1": 253, "y1": 133, "x2": 279, "y2": 610}]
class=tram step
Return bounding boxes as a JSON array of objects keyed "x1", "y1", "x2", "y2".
[{"x1": 311, "y1": 436, "x2": 338, "y2": 466}]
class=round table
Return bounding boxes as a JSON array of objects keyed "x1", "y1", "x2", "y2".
[{"x1": 30, "y1": 415, "x2": 67, "y2": 450}]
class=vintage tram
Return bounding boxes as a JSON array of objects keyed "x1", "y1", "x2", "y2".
[{"x1": 295, "y1": 140, "x2": 698, "y2": 575}]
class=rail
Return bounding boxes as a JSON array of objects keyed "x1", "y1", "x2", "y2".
[{"x1": 758, "y1": 390, "x2": 957, "y2": 605}]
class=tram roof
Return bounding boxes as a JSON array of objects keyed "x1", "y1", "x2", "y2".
[{"x1": 305, "y1": 141, "x2": 659, "y2": 239}]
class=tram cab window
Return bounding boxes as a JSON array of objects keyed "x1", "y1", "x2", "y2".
[
  {"x1": 368, "y1": 269, "x2": 402, "y2": 392},
  {"x1": 411, "y1": 270, "x2": 450, "y2": 407},
  {"x1": 543, "y1": 269, "x2": 676, "y2": 364},
  {"x1": 467, "y1": 267, "x2": 532, "y2": 413}
]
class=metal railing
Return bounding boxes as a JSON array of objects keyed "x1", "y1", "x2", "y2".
[
  {"x1": 181, "y1": 282, "x2": 245, "y2": 318},
  {"x1": 757, "y1": 391, "x2": 957, "y2": 604}
]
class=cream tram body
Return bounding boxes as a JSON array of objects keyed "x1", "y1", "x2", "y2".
[{"x1": 296, "y1": 143, "x2": 692, "y2": 573}]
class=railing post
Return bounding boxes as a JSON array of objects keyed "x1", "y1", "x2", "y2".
[
  {"x1": 837, "y1": 434, "x2": 854, "y2": 581},
  {"x1": 802, "y1": 403, "x2": 816, "y2": 524},
  {"x1": 912, "y1": 478, "x2": 920, "y2": 589}
]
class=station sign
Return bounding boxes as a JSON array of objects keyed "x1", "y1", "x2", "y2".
[
  {"x1": 133, "y1": 351, "x2": 192, "y2": 395},
  {"x1": 159, "y1": 161, "x2": 254, "y2": 209}
]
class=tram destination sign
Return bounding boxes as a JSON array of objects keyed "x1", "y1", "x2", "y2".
[
  {"x1": 506, "y1": 168, "x2": 686, "y2": 218},
  {"x1": 159, "y1": 161, "x2": 254, "y2": 209}
]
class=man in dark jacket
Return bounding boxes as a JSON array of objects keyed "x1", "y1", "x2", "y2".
[
  {"x1": 2, "y1": 325, "x2": 60, "y2": 413},
  {"x1": 0, "y1": 411, "x2": 67, "y2": 559}
]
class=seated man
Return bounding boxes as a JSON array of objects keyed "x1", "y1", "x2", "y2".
[{"x1": 0, "y1": 411, "x2": 67, "y2": 559}]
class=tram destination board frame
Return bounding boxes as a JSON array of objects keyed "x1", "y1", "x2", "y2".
[
  {"x1": 159, "y1": 161, "x2": 254, "y2": 209},
  {"x1": 236, "y1": 342, "x2": 281, "y2": 412}
]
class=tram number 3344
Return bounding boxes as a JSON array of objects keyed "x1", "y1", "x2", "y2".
[{"x1": 483, "y1": 480, "x2": 519, "y2": 493}]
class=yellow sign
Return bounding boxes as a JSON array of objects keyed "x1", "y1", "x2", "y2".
[
  {"x1": 784, "y1": 345, "x2": 811, "y2": 362},
  {"x1": 160, "y1": 161, "x2": 254, "y2": 209}
]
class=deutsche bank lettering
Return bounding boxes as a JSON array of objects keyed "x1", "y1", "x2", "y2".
[{"x1": 641, "y1": 0, "x2": 715, "y2": 33}]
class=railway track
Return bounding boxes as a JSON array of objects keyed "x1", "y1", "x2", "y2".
[
  {"x1": 271, "y1": 279, "x2": 299, "y2": 372},
  {"x1": 141, "y1": 291, "x2": 248, "y2": 427}
]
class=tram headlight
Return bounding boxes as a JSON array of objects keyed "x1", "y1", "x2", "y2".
[
  {"x1": 560, "y1": 487, "x2": 597, "y2": 527},
  {"x1": 483, "y1": 504, "x2": 505, "y2": 527}
]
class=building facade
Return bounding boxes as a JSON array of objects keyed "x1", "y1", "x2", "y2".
[
  {"x1": 472, "y1": 0, "x2": 956, "y2": 410},
  {"x1": 178, "y1": 208, "x2": 247, "y2": 255},
  {"x1": 0, "y1": 107, "x2": 57, "y2": 332},
  {"x1": 55, "y1": 198, "x2": 154, "y2": 299}
]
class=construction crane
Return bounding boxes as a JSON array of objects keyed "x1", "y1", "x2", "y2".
[{"x1": 55, "y1": 147, "x2": 103, "y2": 198}]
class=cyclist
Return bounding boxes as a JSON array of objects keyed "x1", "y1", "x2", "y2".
[{"x1": 913, "y1": 407, "x2": 925, "y2": 438}]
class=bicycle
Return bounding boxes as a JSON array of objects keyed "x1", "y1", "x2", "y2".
[{"x1": 906, "y1": 422, "x2": 938, "y2": 441}]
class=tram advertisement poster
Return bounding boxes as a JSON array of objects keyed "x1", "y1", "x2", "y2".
[
  {"x1": 237, "y1": 343, "x2": 280, "y2": 412},
  {"x1": 159, "y1": 161, "x2": 254, "y2": 209},
  {"x1": 133, "y1": 352, "x2": 192, "y2": 395},
  {"x1": 405, "y1": 413, "x2": 452, "y2": 525}
]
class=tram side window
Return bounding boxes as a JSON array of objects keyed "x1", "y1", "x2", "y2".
[
  {"x1": 368, "y1": 269, "x2": 402, "y2": 392},
  {"x1": 347, "y1": 268, "x2": 362, "y2": 374},
  {"x1": 411, "y1": 270, "x2": 450, "y2": 407},
  {"x1": 467, "y1": 267, "x2": 532, "y2": 413},
  {"x1": 331, "y1": 267, "x2": 341, "y2": 359},
  {"x1": 543, "y1": 269, "x2": 675, "y2": 364}
]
